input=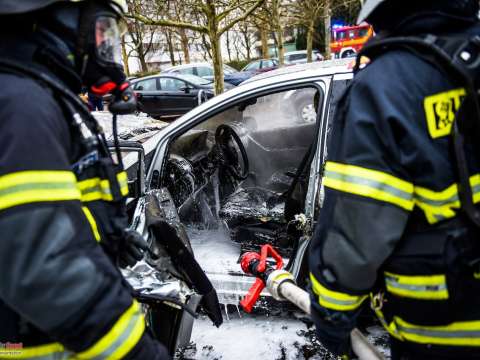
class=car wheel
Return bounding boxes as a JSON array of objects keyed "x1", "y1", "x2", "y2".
[
  {"x1": 341, "y1": 50, "x2": 356, "y2": 58},
  {"x1": 297, "y1": 98, "x2": 317, "y2": 123}
]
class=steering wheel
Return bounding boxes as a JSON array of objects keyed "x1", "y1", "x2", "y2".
[{"x1": 214, "y1": 124, "x2": 249, "y2": 180}]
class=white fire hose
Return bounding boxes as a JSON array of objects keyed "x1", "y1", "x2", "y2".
[{"x1": 266, "y1": 270, "x2": 385, "y2": 360}]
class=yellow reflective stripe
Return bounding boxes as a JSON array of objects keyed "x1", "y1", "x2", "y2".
[
  {"x1": 384, "y1": 272, "x2": 449, "y2": 300},
  {"x1": 76, "y1": 300, "x2": 145, "y2": 360},
  {"x1": 82, "y1": 206, "x2": 101, "y2": 242},
  {"x1": 78, "y1": 178, "x2": 113, "y2": 202},
  {"x1": 323, "y1": 162, "x2": 414, "y2": 211},
  {"x1": 310, "y1": 273, "x2": 368, "y2": 311},
  {"x1": 414, "y1": 174, "x2": 480, "y2": 224},
  {"x1": 0, "y1": 171, "x2": 80, "y2": 211},
  {"x1": 393, "y1": 316, "x2": 480, "y2": 346},
  {"x1": 117, "y1": 172, "x2": 129, "y2": 197},
  {"x1": 0, "y1": 342, "x2": 67, "y2": 359},
  {"x1": 78, "y1": 172, "x2": 129, "y2": 202}
]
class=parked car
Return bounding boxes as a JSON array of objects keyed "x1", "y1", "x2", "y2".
[
  {"x1": 117, "y1": 60, "x2": 353, "y2": 355},
  {"x1": 241, "y1": 58, "x2": 279, "y2": 74},
  {"x1": 131, "y1": 73, "x2": 219, "y2": 120},
  {"x1": 284, "y1": 50, "x2": 324, "y2": 65},
  {"x1": 163, "y1": 62, "x2": 250, "y2": 86}
]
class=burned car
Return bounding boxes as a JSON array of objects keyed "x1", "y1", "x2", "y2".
[{"x1": 119, "y1": 60, "x2": 353, "y2": 355}]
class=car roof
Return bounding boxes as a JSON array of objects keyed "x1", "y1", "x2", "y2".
[
  {"x1": 285, "y1": 50, "x2": 320, "y2": 55},
  {"x1": 243, "y1": 59, "x2": 352, "y2": 84},
  {"x1": 164, "y1": 62, "x2": 212, "y2": 71},
  {"x1": 131, "y1": 73, "x2": 204, "y2": 83}
]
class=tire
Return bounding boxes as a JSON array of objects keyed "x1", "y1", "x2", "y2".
[
  {"x1": 296, "y1": 96, "x2": 317, "y2": 124},
  {"x1": 341, "y1": 50, "x2": 356, "y2": 58}
]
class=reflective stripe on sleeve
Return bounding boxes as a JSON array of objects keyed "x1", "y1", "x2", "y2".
[
  {"x1": 310, "y1": 273, "x2": 368, "y2": 312},
  {"x1": 76, "y1": 299, "x2": 145, "y2": 360},
  {"x1": 0, "y1": 301, "x2": 145, "y2": 359},
  {"x1": 0, "y1": 171, "x2": 80, "y2": 211},
  {"x1": 323, "y1": 162, "x2": 415, "y2": 211},
  {"x1": 82, "y1": 206, "x2": 101, "y2": 242},
  {"x1": 323, "y1": 162, "x2": 480, "y2": 224},
  {"x1": 414, "y1": 174, "x2": 480, "y2": 224},
  {"x1": 384, "y1": 272, "x2": 449, "y2": 300}
]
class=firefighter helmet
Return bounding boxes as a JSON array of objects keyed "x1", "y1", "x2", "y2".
[
  {"x1": 358, "y1": 0, "x2": 479, "y2": 24},
  {"x1": 357, "y1": 0, "x2": 386, "y2": 24},
  {"x1": 0, "y1": 0, "x2": 127, "y2": 16}
]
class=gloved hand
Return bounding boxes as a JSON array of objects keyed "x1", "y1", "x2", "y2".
[{"x1": 118, "y1": 229, "x2": 149, "y2": 268}]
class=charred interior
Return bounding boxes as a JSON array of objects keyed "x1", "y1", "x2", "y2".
[{"x1": 157, "y1": 87, "x2": 321, "y2": 280}]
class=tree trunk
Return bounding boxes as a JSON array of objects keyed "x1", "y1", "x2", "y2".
[
  {"x1": 260, "y1": 27, "x2": 269, "y2": 58},
  {"x1": 121, "y1": 35, "x2": 130, "y2": 76},
  {"x1": 243, "y1": 30, "x2": 252, "y2": 61},
  {"x1": 272, "y1": 0, "x2": 284, "y2": 66},
  {"x1": 166, "y1": 30, "x2": 176, "y2": 66},
  {"x1": 324, "y1": 0, "x2": 332, "y2": 60},
  {"x1": 179, "y1": 29, "x2": 191, "y2": 64},
  {"x1": 306, "y1": 23, "x2": 314, "y2": 63},
  {"x1": 276, "y1": 27, "x2": 285, "y2": 65},
  {"x1": 137, "y1": 41, "x2": 148, "y2": 73},
  {"x1": 205, "y1": 0, "x2": 224, "y2": 94},
  {"x1": 211, "y1": 33, "x2": 225, "y2": 94},
  {"x1": 226, "y1": 30, "x2": 232, "y2": 62}
]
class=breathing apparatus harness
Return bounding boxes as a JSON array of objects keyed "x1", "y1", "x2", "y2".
[
  {"x1": 0, "y1": 56, "x2": 136, "y2": 261},
  {"x1": 354, "y1": 33, "x2": 480, "y2": 228}
]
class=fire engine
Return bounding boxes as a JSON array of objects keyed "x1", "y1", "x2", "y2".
[{"x1": 330, "y1": 23, "x2": 373, "y2": 59}]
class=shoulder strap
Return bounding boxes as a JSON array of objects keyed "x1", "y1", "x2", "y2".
[
  {"x1": 355, "y1": 34, "x2": 480, "y2": 227},
  {"x1": 0, "y1": 59, "x2": 110, "y2": 156}
]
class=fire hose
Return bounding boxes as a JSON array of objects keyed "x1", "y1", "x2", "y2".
[{"x1": 239, "y1": 244, "x2": 384, "y2": 360}]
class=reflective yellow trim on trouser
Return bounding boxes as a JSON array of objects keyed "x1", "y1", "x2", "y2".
[
  {"x1": 76, "y1": 300, "x2": 145, "y2": 360},
  {"x1": 0, "y1": 343, "x2": 68, "y2": 359},
  {"x1": 323, "y1": 162, "x2": 415, "y2": 211},
  {"x1": 384, "y1": 272, "x2": 449, "y2": 300},
  {"x1": 310, "y1": 273, "x2": 368, "y2": 311},
  {"x1": 78, "y1": 172, "x2": 129, "y2": 203},
  {"x1": 82, "y1": 206, "x2": 101, "y2": 242},
  {"x1": 393, "y1": 316, "x2": 480, "y2": 346},
  {"x1": 0, "y1": 171, "x2": 80, "y2": 211}
]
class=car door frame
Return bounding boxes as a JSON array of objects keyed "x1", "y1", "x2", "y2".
[
  {"x1": 158, "y1": 76, "x2": 198, "y2": 117},
  {"x1": 133, "y1": 77, "x2": 161, "y2": 116},
  {"x1": 139, "y1": 75, "x2": 335, "y2": 282}
]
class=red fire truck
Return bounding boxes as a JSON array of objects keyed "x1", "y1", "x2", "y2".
[{"x1": 330, "y1": 23, "x2": 373, "y2": 59}]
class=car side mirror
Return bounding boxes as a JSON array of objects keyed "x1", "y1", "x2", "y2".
[
  {"x1": 108, "y1": 141, "x2": 146, "y2": 198},
  {"x1": 180, "y1": 86, "x2": 191, "y2": 94},
  {"x1": 136, "y1": 86, "x2": 143, "y2": 91}
]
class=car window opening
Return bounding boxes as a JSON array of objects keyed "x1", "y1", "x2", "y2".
[{"x1": 158, "y1": 86, "x2": 323, "y2": 278}]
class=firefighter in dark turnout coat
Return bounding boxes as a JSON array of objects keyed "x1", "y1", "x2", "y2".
[
  {"x1": 0, "y1": 1, "x2": 169, "y2": 359},
  {"x1": 308, "y1": 1, "x2": 480, "y2": 359}
]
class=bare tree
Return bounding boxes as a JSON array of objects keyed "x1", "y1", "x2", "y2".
[
  {"x1": 130, "y1": 0, "x2": 266, "y2": 94},
  {"x1": 124, "y1": 0, "x2": 161, "y2": 73}
]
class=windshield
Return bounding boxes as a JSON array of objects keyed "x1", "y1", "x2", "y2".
[
  {"x1": 224, "y1": 64, "x2": 238, "y2": 74},
  {"x1": 179, "y1": 74, "x2": 212, "y2": 86}
]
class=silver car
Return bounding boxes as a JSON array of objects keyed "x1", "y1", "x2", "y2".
[
  {"x1": 119, "y1": 60, "x2": 353, "y2": 355},
  {"x1": 284, "y1": 50, "x2": 324, "y2": 65}
]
